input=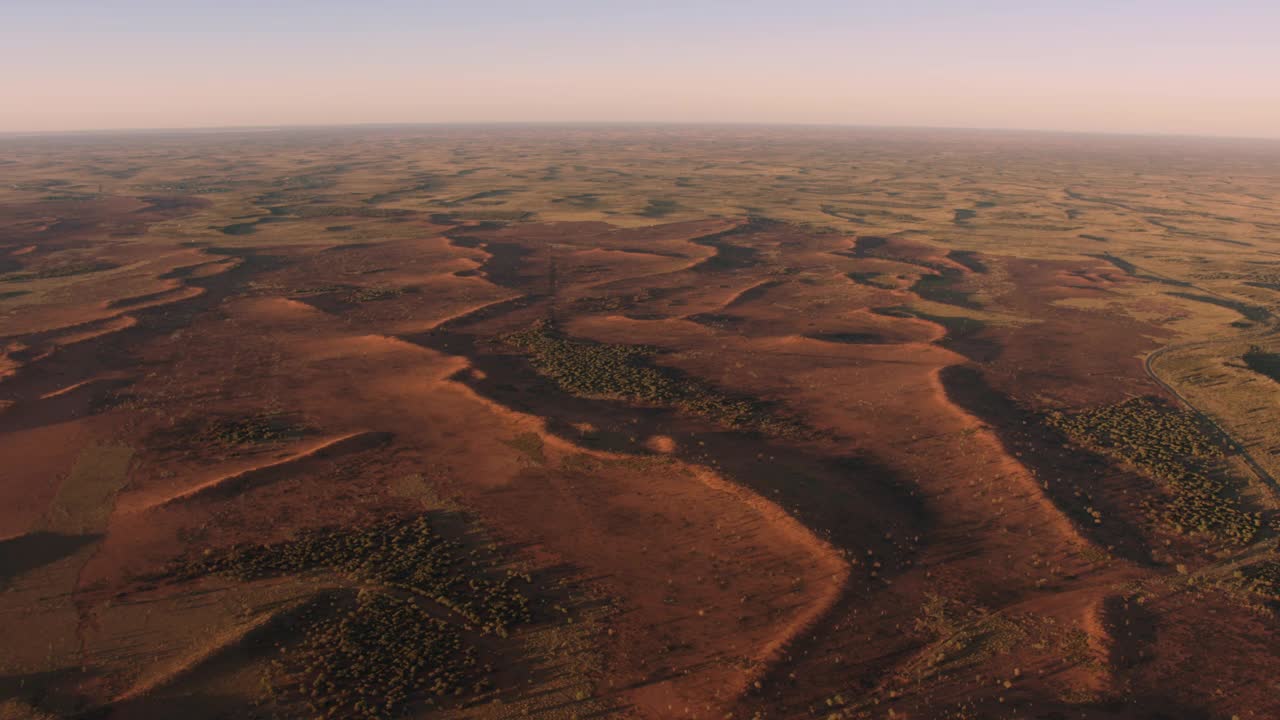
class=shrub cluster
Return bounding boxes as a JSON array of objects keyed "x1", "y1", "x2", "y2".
[
  {"x1": 347, "y1": 286, "x2": 405, "y2": 303},
  {"x1": 1, "y1": 261, "x2": 118, "y2": 283},
  {"x1": 504, "y1": 321, "x2": 808, "y2": 437},
  {"x1": 266, "y1": 590, "x2": 479, "y2": 719},
  {"x1": 1047, "y1": 398, "x2": 1261, "y2": 544},
  {"x1": 179, "y1": 515, "x2": 530, "y2": 635},
  {"x1": 202, "y1": 413, "x2": 303, "y2": 446},
  {"x1": 175, "y1": 516, "x2": 532, "y2": 718},
  {"x1": 1239, "y1": 560, "x2": 1280, "y2": 600}
]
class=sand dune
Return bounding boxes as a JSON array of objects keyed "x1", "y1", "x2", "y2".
[{"x1": 134, "y1": 432, "x2": 393, "y2": 512}]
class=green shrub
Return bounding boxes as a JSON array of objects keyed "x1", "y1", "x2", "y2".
[
  {"x1": 505, "y1": 321, "x2": 808, "y2": 437},
  {"x1": 1046, "y1": 398, "x2": 1261, "y2": 544}
]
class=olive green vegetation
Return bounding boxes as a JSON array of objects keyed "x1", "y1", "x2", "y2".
[
  {"x1": 640, "y1": 198, "x2": 680, "y2": 218},
  {"x1": 502, "y1": 432, "x2": 546, "y2": 464},
  {"x1": 285, "y1": 205, "x2": 413, "y2": 219},
  {"x1": 504, "y1": 321, "x2": 808, "y2": 437},
  {"x1": 846, "y1": 271, "x2": 898, "y2": 289},
  {"x1": 1242, "y1": 346, "x2": 1280, "y2": 384},
  {"x1": 204, "y1": 413, "x2": 303, "y2": 446},
  {"x1": 903, "y1": 592, "x2": 1095, "y2": 689},
  {"x1": 347, "y1": 286, "x2": 405, "y2": 303},
  {"x1": 913, "y1": 593, "x2": 1026, "y2": 667},
  {"x1": 572, "y1": 287, "x2": 667, "y2": 313},
  {"x1": 1237, "y1": 560, "x2": 1280, "y2": 600},
  {"x1": 265, "y1": 590, "x2": 481, "y2": 719},
  {"x1": 1166, "y1": 292, "x2": 1271, "y2": 324},
  {"x1": 1, "y1": 261, "x2": 118, "y2": 283},
  {"x1": 1047, "y1": 398, "x2": 1262, "y2": 544},
  {"x1": 173, "y1": 515, "x2": 532, "y2": 718},
  {"x1": 176, "y1": 515, "x2": 530, "y2": 635},
  {"x1": 218, "y1": 222, "x2": 260, "y2": 236}
]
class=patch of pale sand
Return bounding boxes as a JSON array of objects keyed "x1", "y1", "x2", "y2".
[
  {"x1": 645, "y1": 434, "x2": 677, "y2": 453},
  {"x1": 233, "y1": 295, "x2": 325, "y2": 322},
  {"x1": 38, "y1": 375, "x2": 127, "y2": 400}
]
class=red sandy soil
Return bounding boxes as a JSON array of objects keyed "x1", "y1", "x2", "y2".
[{"x1": 1, "y1": 208, "x2": 1276, "y2": 719}]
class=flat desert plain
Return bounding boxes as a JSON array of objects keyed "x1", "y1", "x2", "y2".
[{"x1": 1, "y1": 126, "x2": 1278, "y2": 720}]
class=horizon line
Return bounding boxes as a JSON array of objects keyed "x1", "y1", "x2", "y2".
[{"x1": 3, "y1": 119, "x2": 1280, "y2": 144}]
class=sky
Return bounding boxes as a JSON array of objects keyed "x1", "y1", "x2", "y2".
[{"x1": 3, "y1": 0, "x2": 1279, "y2": 137}]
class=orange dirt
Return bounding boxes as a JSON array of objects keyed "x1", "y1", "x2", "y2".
[{"x1": 2, "y1": 128, "x2": 1276, "y2": 720}]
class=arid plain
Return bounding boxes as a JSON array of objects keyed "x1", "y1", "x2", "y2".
[{"x1": 1, "y1": 126, "x2": 1279, "y2": 720}]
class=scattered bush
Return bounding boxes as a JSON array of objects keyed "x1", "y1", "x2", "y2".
[
  {"x1": 173, "y1": 515, "x2": 533, "y2": 718},
  {"x1": 177, "y1": 515, "x2": 530, "y2": 635},
  {"x1": 347, "y1": 286, "x2": 405, "y2": 303},
  {"x1": 505, "y1": 321, "x2": 808, "y2": 437},
  {"x1": 1, "y1": 261, "x2": 118, "y2": 283},
  {"x1": 1047, "y1": 397, "x2": 1261, "y2": 544},
  {"x1": 266, "y1": 590, "x2": 477, "y2": 719},
  {"x1": 204, "y1": 413, "x2": 303, "y2": 446},
  {"x1": 1238, "y1": 560, "x2": 1280, "y2": 600}
]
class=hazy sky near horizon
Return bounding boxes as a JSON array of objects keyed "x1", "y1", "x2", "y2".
[{"x1": 4, "y1": 0, "x2": 1279, "y2": 137}]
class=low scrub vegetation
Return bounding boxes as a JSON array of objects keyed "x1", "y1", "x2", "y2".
[
  {"x1": 505, "y1": 321, "x2": 808, "y2": 437},
  {"x1": 176, "y1": 515, "x2": 531, "y2": 634},
  {"x1": 266, "y1": 589, "x2": 479, "y2": 718},
  {"x1": 1, "y1": 261, "x2": 118, "y2": 283},
  {"x1": 1047, "y1": 398, "x2": 1262, "y2": 544},
  {"x1": 203, "y1": 413, "x2": 305, "y2": 446},
  {"x1": 1243, "y1": 346, "x2": 1280, "y2": 383},
  {"x1": 172, "y1": 515, "x2": 532, "y2": 717},
  {"x1": 1239, "y1": 560, "x2": 1280, "y2": 601},
  {"x1": 347, "y1": 286, "x2": 405, "y2": 303}
]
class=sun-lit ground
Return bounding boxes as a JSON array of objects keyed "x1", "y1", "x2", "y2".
[{"x1": 1, "y1": 126, "x2": 1278, "y2": 720}]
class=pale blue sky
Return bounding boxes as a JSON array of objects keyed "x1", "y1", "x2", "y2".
[{"x1": 4, "y1": 1, "x2": 1278, "y2": 136}]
